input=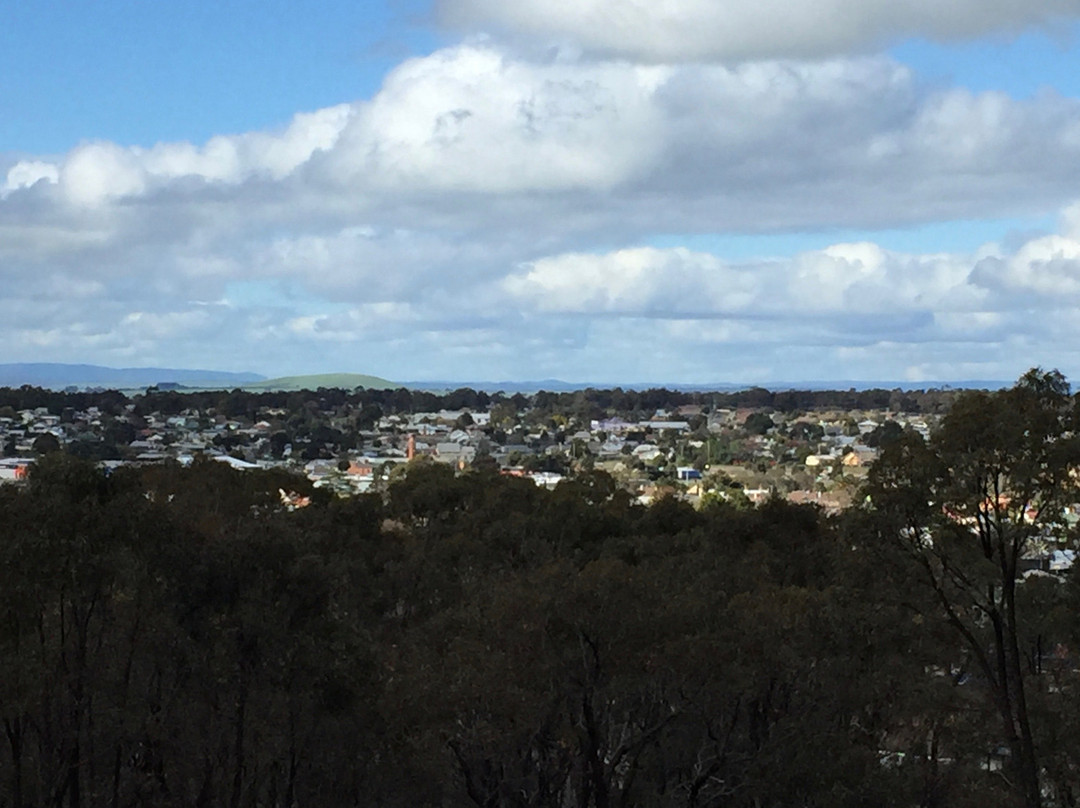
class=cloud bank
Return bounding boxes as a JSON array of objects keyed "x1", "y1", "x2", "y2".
[
  {"x1": 8, "y1": 47, "x2": 1080, "y2": 227},
  {"x1": 438, "y1": 0, "x2": 1080, "y2": 62},
  {"x1": 4, "y1": 42, "x2": 1080, "y2": 382}
]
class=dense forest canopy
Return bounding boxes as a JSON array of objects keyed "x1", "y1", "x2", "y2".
[{"x1": 0, "y1": 370, "x2": 1078, "y2": 807}]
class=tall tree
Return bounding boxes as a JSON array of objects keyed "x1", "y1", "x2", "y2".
[{"x1": 865, "y1": 369, "x2": 1080, "y2": 808}]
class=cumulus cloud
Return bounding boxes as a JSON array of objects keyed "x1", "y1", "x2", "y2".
[
  {"x1": 438, "y1": 0, "x2": 1080, "y2": 62},
  {"x1": 3, "y1": 215, "x2": 1080, "y2": 381},
  {"x1": 5, "y1": 44, "x2": 1080, "y2": 380},
  {"x1": 2, "y1": 161, "x2": 59, "y2": 197},
  {"x1": 498, "y1": 220, "x2": 1080, "y2": 378},
  {"x1": 319, "y1": 47, "x2": 668, "y2": 193},
  {"x1": 17, "y1": 105, "x2": 354, "y2": 208},
  {"x1": 503, "y1": 243, "x2": 973, "y2": 327},
  {"x1": 5, "y1": 46, "x2": 1080, "y2": 231}
]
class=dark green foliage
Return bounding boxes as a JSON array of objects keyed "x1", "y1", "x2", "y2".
[
  {"x1": 743, "y1": 411, "x2": 775, "y2": 435},
  {"x1": 865, "y1": 368, "x2": 1080, "y2": 808},
  {"x1": 30, "y1": 432, "x2": 60, "y2": 454},
  {"x1": 863, "y1": 419, "x2": 904, "y2": 448},
  {"x1": 2, "y1": 370, "x2": 1080, "y2": 807}
]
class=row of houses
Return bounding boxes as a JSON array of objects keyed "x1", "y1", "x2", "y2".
[{"x1": 0, "y1": 397, "x2": 944, "y2": 508}]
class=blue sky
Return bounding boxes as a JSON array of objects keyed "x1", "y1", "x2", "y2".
[
  {"x1": 3, "y1": 0, "x2": 1080, "y2": 384},
  {"x1": 891, "y1": 25, "x2": 1080, "y2": 99},
  {"x1": 1, "y1": 0, "x2": 440, "y2": 152}
]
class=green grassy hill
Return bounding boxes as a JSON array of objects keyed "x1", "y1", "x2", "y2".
[{"x1": 242, "y1": 373, "x2": 398, "y2": 391}]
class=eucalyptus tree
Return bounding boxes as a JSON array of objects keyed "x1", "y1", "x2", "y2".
[{"x1": 865, "y1": 369, "x2": 1080, "y2": 808}]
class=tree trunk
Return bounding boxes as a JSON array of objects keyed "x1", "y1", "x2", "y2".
[
  {"x1": 230, "y1": 682, "x2": 248, "y2": 808},
  {"x1": 1004, "y1": 576, "x2": 1042, "y2": 808},
  {"x1": 6, "y1": 716, "x2": 24, "y2": 808}
]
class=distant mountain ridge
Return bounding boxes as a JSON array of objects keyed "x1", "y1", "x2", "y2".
[
  {"x1": 0, "y1": 364, "x2": 1012, "y2": 394},
  {"x1": 0, "y1": 363, "x2": 265, "y2": 390}
]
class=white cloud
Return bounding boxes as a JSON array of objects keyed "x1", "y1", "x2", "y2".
[
  {"x1": 438, "y1": 0, "x2": 1080, "y2": 62},
  {"x1": 252, "y1": 226, "x2": 522, "y2": 299},
  {"x1": 967, "y1": 234, "x2": 1080, "y2": 295},
  {"x1": 3, "y1": 211, "x2": 1080, "y2": 382},
  {"x1": 2, "y1": 161, "x2": 59, "y2": 197},
  {"x1": 321, "y1": 46, "x2": 667, "y2": 193},
  {"x1": 5, "y1": 46, "x2": 1080, "y2": 232},
  {"x1": 61, "y1": 142, "x2": 148, "y2": 206},
  {"x1": 285, "y1": 303, "x2": 418, "y2": 341},
  {"x1": 119, "y1": 309, "x2": 213, "y2": 340},
  {"x1": 5, "y1": 44, "x2": 1080, "y2": 380},
  {"x1": 497, "y1": 219, "x2": 1080, "y2": 378},
  {"x1": 504, "y1": 242, "x2": 984, "y2": 323},
  {"x1": 44, "y1": 104, "x2": 354, "y2": 207}
]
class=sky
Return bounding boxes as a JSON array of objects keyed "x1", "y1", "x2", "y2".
[{"x1": 4, "y1": 1, "x2": 1080, "y2": 385}]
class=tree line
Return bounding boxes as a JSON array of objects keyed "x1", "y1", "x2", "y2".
[
  {"x1": 0, "y1": 382, "x2": 966, "y2": 424},
  {"x1": 0, "y1": 370, "x2": 1077, "y2": 807}
]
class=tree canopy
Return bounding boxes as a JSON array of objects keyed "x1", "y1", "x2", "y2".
[{"x1": 1, "y1": 370, "x2": 1080, "y2": 807}]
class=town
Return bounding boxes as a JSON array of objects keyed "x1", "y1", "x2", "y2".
[{"x1": 0, "y1": 384, "x2": 950, "y2": 511}]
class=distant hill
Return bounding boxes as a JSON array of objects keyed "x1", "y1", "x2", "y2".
[
  {"x1": 0, "y1": 364, "x2": 1009, "y2": 395},
  {"x1": 399, "y1": 379, "x2": 584, "y2": 393},
  {"x1": 0, "y1": 363, "x2": 265, "y2": 390},
  {"x1": 242, "y1": 373, "x2": 397, "y2": 392}
]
